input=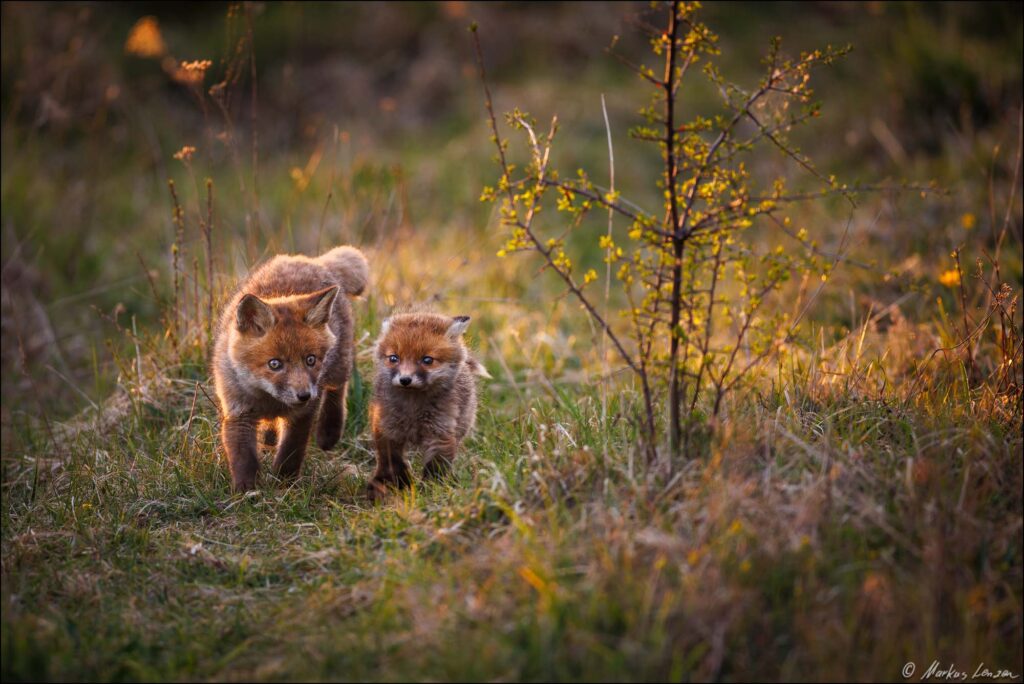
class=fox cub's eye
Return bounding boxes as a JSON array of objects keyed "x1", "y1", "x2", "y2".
[
  {"x1": 305, "y1": 354, "x2": 316, "y2": 367},
  {"x1": 387, "y1": 354, "x2": 399, "y2": 364},
  {"x1": 421, "y1": 356, "x2": 434, "y2": 365},
  {"x1": 268, "y1": 358, "x2": 283, "y2": 371}
]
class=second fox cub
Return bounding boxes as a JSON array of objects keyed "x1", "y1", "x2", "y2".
[
  {"x1": 368, "y1": 313, "x2": 490, "y2": 499},
  {"x1": 212, "y1": 245, "x2": 368, "y2": 492}
]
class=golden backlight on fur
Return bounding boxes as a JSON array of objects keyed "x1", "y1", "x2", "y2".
[
  {"x1": 212, "y1": 245, "x2": 368, "y2": 492},
  {"x1": 368, "y1": 313, "x2": 489, "y2": 499}
]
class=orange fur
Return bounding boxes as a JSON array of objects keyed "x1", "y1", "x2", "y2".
[
  {"x1": 212, "y1": 246, "x2": 368, "y2": 492},
  {"x1": 367, "y1": 313, "x2": 488, "y2": 500}
]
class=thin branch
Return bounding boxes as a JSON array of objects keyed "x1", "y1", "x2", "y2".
[{"x1": 541, "y1": 179, "x2": 644, "y2": 223}]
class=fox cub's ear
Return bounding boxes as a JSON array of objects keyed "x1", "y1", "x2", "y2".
[
  {"x1": 302, "y1": 286, "x2": 339, "y2": 327},
  {"x1": 447, "y1": 315, "x2": 471, "y2": 338},
  {"x1": 236, "y1": 294, "x2": 275, "y2": 335},
  {"x1": 379, "y1": 317, "x2": 392, "y2": 336}
]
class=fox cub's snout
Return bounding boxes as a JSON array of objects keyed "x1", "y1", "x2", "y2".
[
  {"x1": 368, "y1": 313, "x2": 489, "y2": 500},
  {"x1": 212, "y1": 245, "x2": 368, "y2": 493}
]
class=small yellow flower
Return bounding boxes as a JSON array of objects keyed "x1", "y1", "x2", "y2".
[
  {"x1": 583, "y1": 269, "x2": 598, "y2": 284},
  {"x1": 290, "y1": 167, "x2": 309, "y2": 191},
  {"x1": 173, "y1": 145, "x2": 196, "y2": 162},
  {"x1": 181, "y1": 59, "x2": 213, "y2": 73},
  {"x1": 739, "y1": 559, "x2": 752, "y2": 573},
  {"x1": 960, "y1": 213, "x2": 976, "y2": 230},
  {"x1": 171, "y1": 60, "x2": 212, "y2": 85},
  {"x1": 939, "y1": 269, "x2": 961, "y2": 287}
]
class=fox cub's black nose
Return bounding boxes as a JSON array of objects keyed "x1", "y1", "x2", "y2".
[
  {"x1": 297, "y1": 391, "x2": 311, "y2": 401},
  {"x1": 399, "y1": 376, "x2": 412, "y2": 386}
]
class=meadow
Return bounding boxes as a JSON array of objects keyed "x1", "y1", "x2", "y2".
[{"x1": 2, "y1": 2, "x2": 1022, "y2": 681}]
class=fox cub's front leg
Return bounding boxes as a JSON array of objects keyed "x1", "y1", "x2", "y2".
[
  {"x1": 272, "y1": 410, "x2": 316, "y2": 480},
  {"x1": 223, "y1": 417, "x2": 260, "y2": 493},
  {"x1": 316, "y1": 384, "x2": 346, "y2": 451},
  {"x1": 368, "y1": 432, "x2": 412, "y2": 501},
  {"x1": 422, "y1": 433, "x2": 458, "y2": 481}
]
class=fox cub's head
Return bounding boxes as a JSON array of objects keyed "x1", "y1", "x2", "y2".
[
  {"x1": 229, "y1": 286, "x2": 338, "y2": 406},
  {"x1": 375, "y1": 313, "x2": 471, "y2": 391}
]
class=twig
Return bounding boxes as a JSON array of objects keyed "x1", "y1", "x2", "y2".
[
  {"x1": 179, "y1": 381, "x2": 201, "y2": 461},
  {"x1": 601, "y1": 92, "x2": 614, "y2": 466},
  {"x1": 205, "y1": 178, "x2": 215, "y2": 341},
  {"x1": 245, "y1": 2, "x2": 260, "y2": 235},
  {"x1": 168, "y1": 179, "x2": 186, "y2": 351}
]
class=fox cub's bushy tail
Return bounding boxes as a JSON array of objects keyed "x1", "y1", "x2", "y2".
[{"x1": 317, "y1": 245, "x2": 369, "y2": 296}]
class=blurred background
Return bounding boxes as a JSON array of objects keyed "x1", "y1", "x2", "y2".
[{"x1": 1, "y1": 1, "x2": 1021, "y2": 426}]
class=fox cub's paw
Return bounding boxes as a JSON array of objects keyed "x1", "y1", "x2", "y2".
[
  {"x1": 316, "y1": 415, "x2": 343, "y2": 451},
  {"x1": 365, "y1": 478, "x2": 391, "y2": 504},
  {"x1": 232, "y1": 476, "x2": 257, "y2": 494},
  {"x1": 366, "y1": 470, "x2": 412, "y2": 504},
  {"x1": 421, "y1": 458, "x2": 455, "y2": 482}
]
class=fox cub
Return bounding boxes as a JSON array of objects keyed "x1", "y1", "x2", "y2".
[
  {"x1": 212, "y1": 245, "x2": 368, "y2": 492},
  {"x1": 368, "y1": 313, "x2": 490, "y2": 499}
]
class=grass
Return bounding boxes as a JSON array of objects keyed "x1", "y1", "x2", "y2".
[
  {"x1": 2, "y1": 2, "x2": 1022, "y2": 681},
  {"x1": 3, "y1": 362, "x2": 1020, "y2": 680}
]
